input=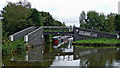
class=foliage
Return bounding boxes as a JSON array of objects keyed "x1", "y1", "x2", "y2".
[
  {"x1": 2, "y1": 37, "x2": 26, "y2": 55},
  {"x1": 107, "y1": 13, "x2": 116, "y2": 32},
  {"x1": 1, "y1": 0, "x2": 66, "y2": 36},
  {"x1": 80, "y1": 11, "x2": 107, "y2": 31},
  {"x1": 39, "y1": 11, "x2": 54, "y2": 26},
  {"x1": 79, "y1": 11, "x2": 117, "y2": 33},
  {"x1": 29, "y1": 8, "x2": 43, "y2": 26},
  {"x1": 2, "y1": 1, "x2": 32, "y2": 36},
  {"x1": 79, "y1": 11, "x2": 86, "y2": 28},
  {"x1": 114, "y1": 14, "x2": 120, "y2": 31},
  {"x1": 39, "y1": 11, "x2": 65, "y2": 26},
  {"x1": 62, "y1": 22, "x2": 66, "y2": 26},
  {"x1": 73, "y1": 38, "x2": 120, "y2": 44},
  {"x1": 53, "y1": 20, "x2": 64, "y2": 26},
  {"x1": 2, "y1": 1, "x2": 51, "y2": 36}
]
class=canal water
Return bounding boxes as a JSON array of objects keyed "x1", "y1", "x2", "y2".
[{"x1": 2, "y1": 39, "x2": 120, "y2": 67}]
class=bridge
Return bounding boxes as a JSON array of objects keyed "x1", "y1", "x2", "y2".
[
  {"x1": 43, "y1": 26, "x2": 73, "y2": 35},
  {"x1": 9, "y1": 26, "x2": 118, "y2": 46}
]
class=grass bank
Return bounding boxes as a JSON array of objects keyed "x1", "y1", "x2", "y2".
[
  {"x1": 73, "y1": 38, "x2": 120, "y2": 44},
  {"x1": 72, "y1": 38, "x2": 120, "y2": 47}
]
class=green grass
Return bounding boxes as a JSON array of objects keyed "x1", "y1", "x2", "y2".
[
  {"x1": 73, "y1": 45, "x2": 119, "y2": 48},
  {"x1": 73, "y1": 38, "x2": 120, "y2": 44}
]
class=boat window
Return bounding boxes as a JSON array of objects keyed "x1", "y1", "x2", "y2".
[
  {"x1": 52, "y1": 38, "x2": 58, "y2": 40},
  {"x1": 61, "y1": 39, "x2": 64, "y2": 42}
]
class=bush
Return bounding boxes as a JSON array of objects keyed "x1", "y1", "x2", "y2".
[{"x1": 2, "y1": 37, "x2": 26, "y2": 56}]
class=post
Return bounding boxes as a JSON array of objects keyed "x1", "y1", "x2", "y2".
[{"x1": 0, "y1": 17, "x2": 3, "y2": 68}]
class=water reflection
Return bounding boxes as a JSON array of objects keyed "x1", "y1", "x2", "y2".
[
  {"x1": 26, "y1": 45, "x2": 44, "y2": 62},
  {"x1": 2, "y1": 38, "x2": 120, "y2": 67},
  {"x1": 74, "y1": 47, "x2": 120, "y2": 66}
]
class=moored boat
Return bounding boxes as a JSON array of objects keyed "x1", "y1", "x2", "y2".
[{"x1": 52, "y1": 36, "x2": 71, "y2": 48}]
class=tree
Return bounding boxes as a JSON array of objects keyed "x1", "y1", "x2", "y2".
[
  {"x1": 114, "y1": 14, "x2": 120, "y2": 31},
  {"x1": 79, "y1": 11, "x2": 86, "y2": 28},
  {"x1": 53, "y1": 20, "x2": 62, "y2": 26},
  {"x1": 29, "y1": 8, "x2": 43, "y2": 26},
  {"x1": 79, "y1": 11, "x2": 108, "y2": 32},
  {"x1": 87, "y1": 11, "x2": 106, "y2": 31},
  {"x1": 39, "y1": 11, "x2": 54, "y2": 26},
  {"x1": 2, "y1": 1, "x2": 32, "y2": 35},
  {"x1": 62, "y1": 22, "x2": 66, "y2": 26},
  {"x1": 107, "y1": 13, "x2": 116, "y2": 32},
  {"x1": 39, "y1": 11, "x2": 64, "y2": 26}
]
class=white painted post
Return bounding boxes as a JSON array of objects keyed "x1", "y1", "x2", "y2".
[
  {"x1": 9, "y1": 35, "x2": 13, "y2": 41},
  {"x1": 24, "y1": 35, "x2": 28, "y2": 44},
  {"x1": 117, "y1": 34, "x2": 119, "y2": 39}
]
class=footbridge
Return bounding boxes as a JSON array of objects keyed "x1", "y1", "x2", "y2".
[
  {"x1": 43, "y1": 26, "x2": 73, "y2": 35},
  {"x1": 9, "y1": 26, "x2": 118, "y2": 46}
]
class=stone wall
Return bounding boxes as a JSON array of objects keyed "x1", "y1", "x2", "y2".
[
  {"x1": 73, "y1": 27, "x2": 117, "y2": 41},
  {"x1": 24, "y1": 27, "x2": 44, "y2": 45},
  {"x1": 9, "y1": 26, "x2": 37, "y2": 41}
]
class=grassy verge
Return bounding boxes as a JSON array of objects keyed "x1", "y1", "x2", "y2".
[
  {"x1": 73, "y1": 45, "x2": 119, "y2": 48},
  {"x1": 73, "y1": 38, "x2": 120, "y2": 44},
  {"x1": 2, "y1": 36, "x2": 27, "y2": 56},
  {"x1": 72, "y1": 38, "x2": 120, "y2": 48}
]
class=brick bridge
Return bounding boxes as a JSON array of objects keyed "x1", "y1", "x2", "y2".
[{"x1": 9, "y1": 26, "x2": 118, "y2": 46}]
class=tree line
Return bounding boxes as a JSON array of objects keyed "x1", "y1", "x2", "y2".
[
  {"x1": 2, "y1": 0, "x2": 120, "y2": 36},
  {"x1": 79, "y1": 11, "x2": 120, "y2": 33},
  {"x1": 1, "y1": 1, "x2": 65, "y2": 36}
]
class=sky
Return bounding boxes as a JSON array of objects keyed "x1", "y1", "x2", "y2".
[{"x1": 0, "y1": 0, "x2": 120, "y2": 27}]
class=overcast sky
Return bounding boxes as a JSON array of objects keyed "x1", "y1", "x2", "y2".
[{"x1": 0, "y1": 0, "x2": 120, "y2": 27}]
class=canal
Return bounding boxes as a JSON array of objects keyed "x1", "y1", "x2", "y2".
[{"x1": 2, "y1": 38, "x2": 120, "y2": 67}]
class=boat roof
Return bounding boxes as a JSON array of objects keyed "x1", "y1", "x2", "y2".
[
  {"x1": 53, "y1": 36, "x2": 68, "y2": 38},
  {"x1": 53, "y1": 36, "x2": 61, "y2": 38}
]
